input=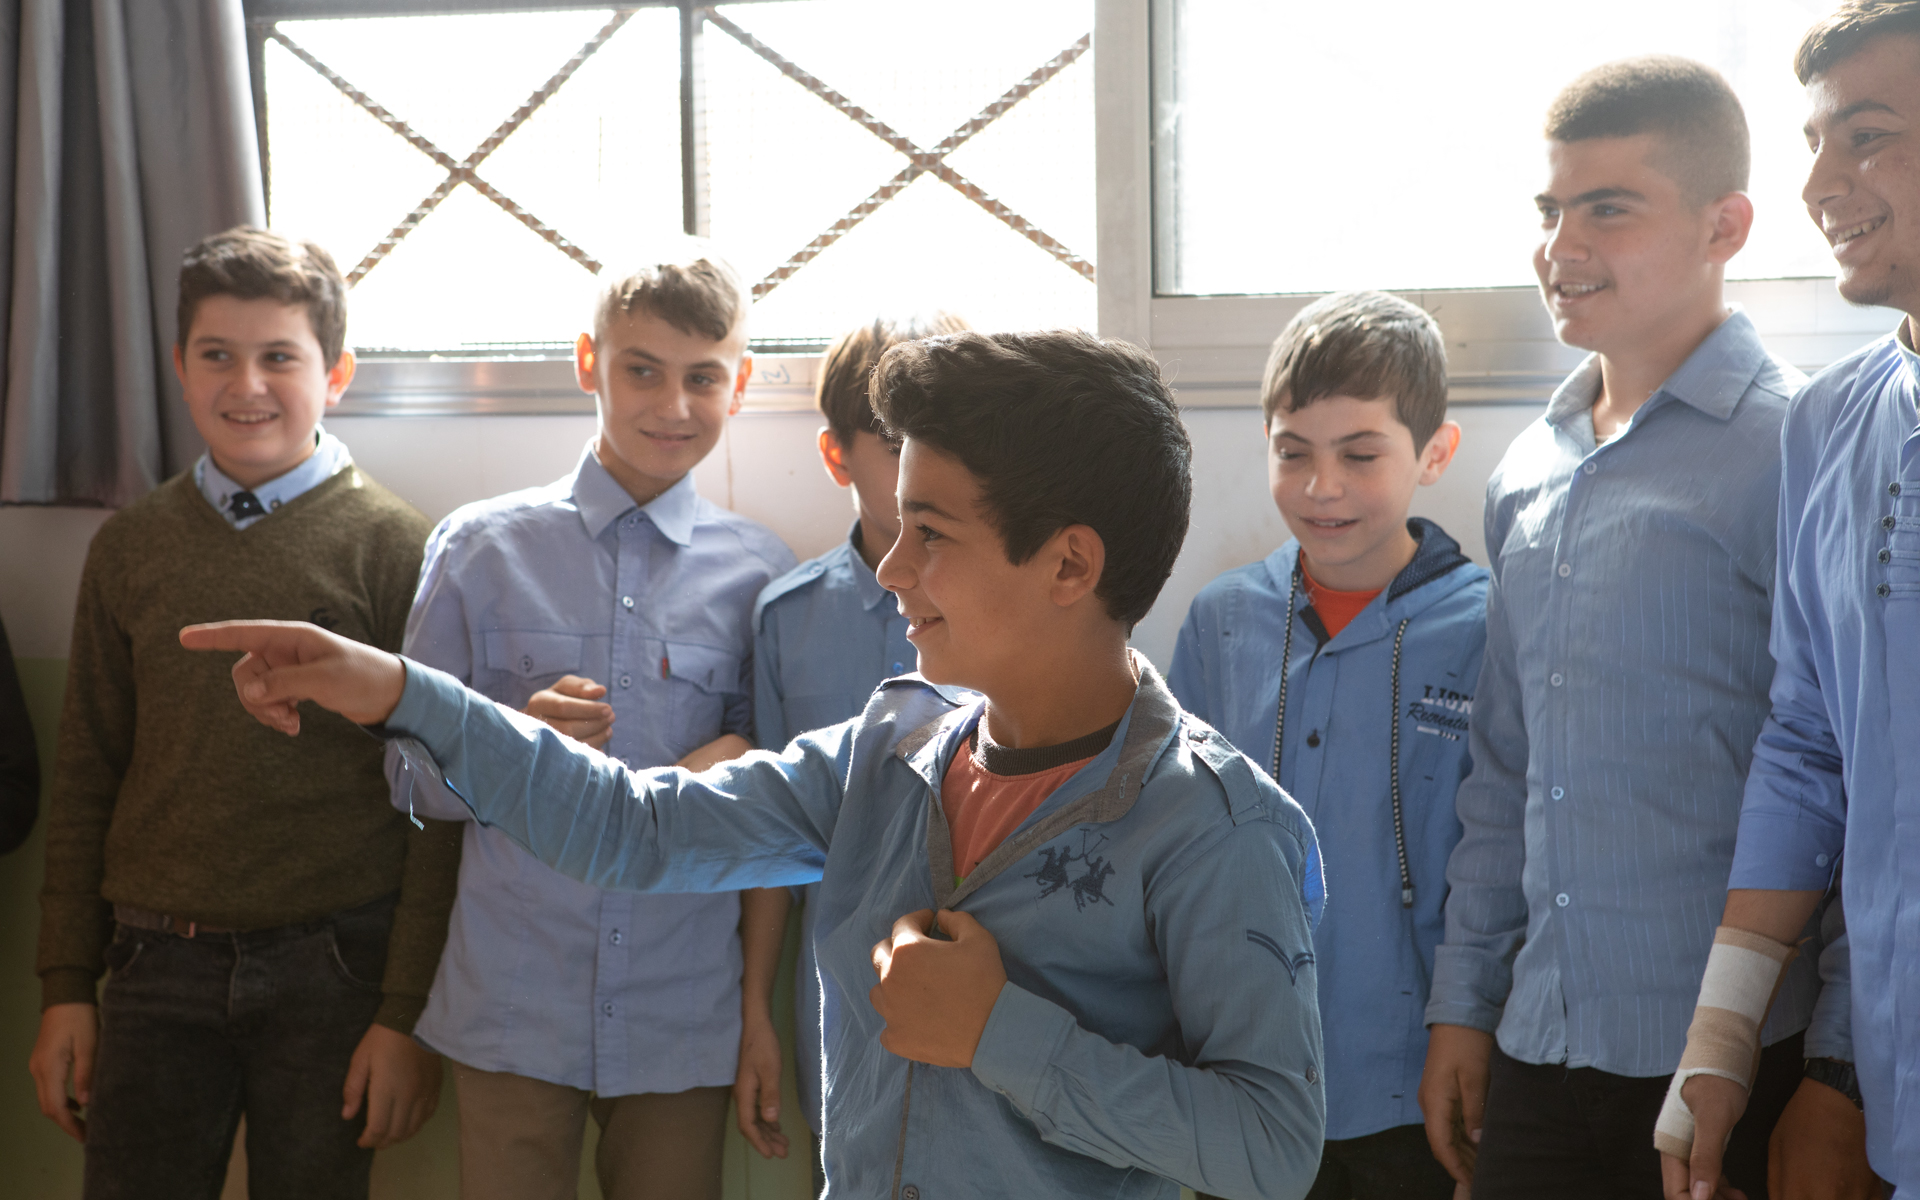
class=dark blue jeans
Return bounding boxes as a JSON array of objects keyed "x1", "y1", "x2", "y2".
[{"x1": 84, "y1": 895, "x2": 396, "y2": 1200}]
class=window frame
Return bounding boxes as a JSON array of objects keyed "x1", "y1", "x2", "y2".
[{"x1": 1100, "y1": 0, "x2": 1901, "y2": 411}]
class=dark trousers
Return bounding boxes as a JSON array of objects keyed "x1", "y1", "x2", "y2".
[
  {"x1": 84, "y1": 895, "x2": 397, "y2": 1200},
  {"x1": 1471, "y1": 1032, "x2": 1804, "y2": 1200},
  {"x1": 1199, "y1": 1122, "x2": 1453, "y2": 1200},
  {"x1": 1304, "y1": 1122, "x2": 1456, "y2": 1200}
]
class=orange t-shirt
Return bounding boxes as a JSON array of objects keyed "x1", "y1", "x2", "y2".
[
  {"x1": 940, "y1": 721, "x2": 1119, "y2": 881},
  {"x1": 1302, "y1": 565, "x2": 1382, "y2": 638}
]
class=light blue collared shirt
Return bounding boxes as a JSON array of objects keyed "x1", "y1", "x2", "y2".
[
  {"x1": 1729, "y1": 326, "x2": 1920, "y2": 1180},
  {"x1": 1428, "y1": 311, "x2": 1821, "y2": 1075},
  {"x1": 1171, "y1": 520, "x2": 1488, "y2": 1141},
  {"x1": 753, "y1": 523, "x2": 916, "y2": 1134},
  {"x1": 389, "y1": 446, "x2": 796, "y2": 1095},
  {"x1": 194, "y1": 430, "x2": 351, "y2": 528},
  {"x1": 382, "y1": 653, "x2": 1327, "y2": 1200}
]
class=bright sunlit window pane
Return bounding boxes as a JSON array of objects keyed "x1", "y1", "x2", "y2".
[
  {"x1": 707, "y1": 0, "x2": 1096, "y2": 339},
  {"x1": 262, "y1": 1, "x2": 1094, "y2": 353},
  {"x1": 1155, "y1": 0, "x2": 1835, "y2": 296}
]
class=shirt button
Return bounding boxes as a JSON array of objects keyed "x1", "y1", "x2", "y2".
[
  {"x1": 1886, "y1": 515, "x2": 1898, "y2": 531},
  {"x1": 1558, "y1": 563, "x2": 1572, "y2": 577},
  {"x1": 619, "y1": 674, "x2": 633, "y2": 688},
  {"x1": 621, "y1": 595, "x2": 635, "y2": 610},
  {"x1": 901, "y1": 1186, "x2": 921, "y2": 1200},
  {"x1": 1879, "y1": 583, "x2": 1893, "y2": 598},
  {"x1": 1550, "y1": 786, "x2": 1564, "y2": 800},
  {"x1": 603, "y1": 1002, "x2": 615, "y2": 1016},
  {"x1": 1550, "y1": 672, "x2": 1564, "y2": 687},
  {"x1": 891, "y1": 661, "x2": 905, "y2": 673},
  {"x1": 1306, "y1": 730, "x2": 1321, "y2": 748},
  {"x1": 1816, "y1": 854, "x2": 1830, "y2": 868},
  {"x1": 610, "y1": 930, "x2": 622, "y2": 944},
  {"x1": 1882, "y1": 548, "x2": 1894, "y2": 564},
  {"x1": 1304, "y1": 1064, "x2": 1319, "y2": 1084},
  {"x1": 520, "y1": 656, "x2": 533, "y2": 673},
  {"x1": 1556, "y1": 893, "x2": 1571, "y2": 908},
  {"x1": 1582, "y1": 462, "x2": 1597, "y2": 475},
  {"x1": 1891, "y1": 482, "x2": 1903, "y2": 496}
]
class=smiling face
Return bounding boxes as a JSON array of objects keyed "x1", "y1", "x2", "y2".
[
  {"x1": 1803, "y1": 33, "x2": 1920, "y2": 315},
  {"x1": 579, "y1": 307, "x2": 750, "y2": 506},
  {"x1": 1533, "y1": 133, "x2": 1746, "y2": 358},
  {"x1": 877, "y1": 440, "x2": 1092, "y2": 693},
  {"x1": 1267, "y1": 395, "x2": 1459, "y2": 592},
  {"x1": 173, "y1": 294, "x2": 354, "y2": 490}
]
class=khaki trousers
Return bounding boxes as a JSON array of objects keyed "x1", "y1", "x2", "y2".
[{"x1": 451, "y1": 1060, "x2": 729, "y2": 1200}]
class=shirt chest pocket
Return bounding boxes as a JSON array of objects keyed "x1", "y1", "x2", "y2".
[
  {"x1": 664, "y1": 640, "x2": 744, "y2": 749},
  {"x1": 482, "y1": 630, "x2": 586, "y2": 700}
]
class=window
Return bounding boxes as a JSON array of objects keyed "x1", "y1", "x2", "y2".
[
  {"x1": 253, "y1": 0, "x2": 1096, "y2": 358},
  {"x1": 1152, "y1": 0, "x2": 1835, "y2": 297}
]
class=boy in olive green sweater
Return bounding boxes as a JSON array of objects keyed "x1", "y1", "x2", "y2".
[{"x1": 28, "y1": 228, "x2": 460, "y2": 1199}]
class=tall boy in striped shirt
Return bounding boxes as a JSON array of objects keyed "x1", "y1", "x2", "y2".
[{"x1": 1415, "y1": 57, "x2": 1820, "y2": 1197}]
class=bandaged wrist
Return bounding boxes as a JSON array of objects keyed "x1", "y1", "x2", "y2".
[{"x1": 1653, "y1": 926, "x2": 1798, "y2": 1160}]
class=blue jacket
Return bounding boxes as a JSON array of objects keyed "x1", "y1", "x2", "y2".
[
  {"x1": 385, "y1": 653, "x2": 1327, "y2": 1199},
  {"x1": 1169, "y1": 519, "x2": 1488, "y2": 1140},
  {"x1": 753, "y1": 525, "x2": 919, "y2": 1133}
]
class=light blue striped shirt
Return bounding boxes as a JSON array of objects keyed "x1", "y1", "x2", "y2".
[{"x1": 1426, "y1": 311, "x2": 1820, "y2": 1075}]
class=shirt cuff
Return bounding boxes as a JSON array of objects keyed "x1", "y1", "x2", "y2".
[
  {"x1": 1726, "y1": 811, "x2": 1844, "y2": 891},
  {"x1": 970, "y1": 982, "x2": 1074, "y2": 1113},
  {"x1": 1424, "y1": 945, "x2": 1506, "y2": 1033},
  {"x1": 40, "y1": 968, "x2": 98, "y2": 1010}
]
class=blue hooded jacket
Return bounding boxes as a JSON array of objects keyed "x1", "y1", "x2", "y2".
[{"x1": 1170, "y1": 519, "x2": 1488, "y2": 1141}]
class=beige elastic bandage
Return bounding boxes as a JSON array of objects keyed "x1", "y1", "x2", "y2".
[{"x1": 1653, "y1": 926, "x2": 1798, "y2": 1160}]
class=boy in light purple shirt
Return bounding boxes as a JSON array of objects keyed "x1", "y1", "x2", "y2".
[{"x1": 389, "y1": 245, "x2": 795, "y2": 1200}]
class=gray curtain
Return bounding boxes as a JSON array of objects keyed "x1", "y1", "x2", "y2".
[{"x1": 0, "y1": 0, "x2": 263, "y2": 506}]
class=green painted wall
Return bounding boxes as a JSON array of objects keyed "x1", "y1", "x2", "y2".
[{"x1": 1, "y1": 658, "x2": 815, "y2": 1199}]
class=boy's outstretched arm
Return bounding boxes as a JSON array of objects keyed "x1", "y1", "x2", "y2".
[
  {"x1": 181, "y1": 620, "x2": 840, "y2": 898},
  {"x1": 180, "y1": 620, "x2": 406, "y2": 730}
]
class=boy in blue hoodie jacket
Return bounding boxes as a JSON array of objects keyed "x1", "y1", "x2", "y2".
[
  {"x1": 186, "y1": 330, "x2": 1328, "y2": 1200},
  {"x1": 1171, "y1": 291, "x2": 1487, "y2": 1200}
]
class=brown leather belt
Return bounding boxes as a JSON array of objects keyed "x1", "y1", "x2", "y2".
[{"x1": 113, "y1": 904, "x2": 240, "y2": 938}]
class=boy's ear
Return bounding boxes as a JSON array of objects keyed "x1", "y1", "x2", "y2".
[
  {"x1": 1046, "y1": 524, "x2": 1107, "y2": 612},
  {"x1": 1704, "y1": 191, "x2": 1755, "y2": 265},
  {"x1": 730, "y1": 352, "x2": 753, "y2": 417},
  {"x1": 172, "y1": 343, "x2": 187, "y2": 387},
  {"x1": 1418, "y1": 420, "x2": 1463, "y2": 486},
  {"x1": 574, "y1": 332, "x2": 598, "y2": 397},
  {"x1": 817, "y1": 426, "x2": 855, "y2": 489},
  {"x1": 324, "y1": 349, "x2": 356, "y2": 407}
]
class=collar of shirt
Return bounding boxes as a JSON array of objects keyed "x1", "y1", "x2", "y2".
[
  {"x1": 568, "y1": 445, "x2": 699, "y2": 546},
  {"x1": 1893, "y1": 317, "x2": 1920, "y2": 380},
  {"x1": 194, "y1": 429, "x2": 351, "y2": 528},
  {"x1": 1544, "y1": 308, "x2": 1767, "y2": 438},
  {"x1": 846, "y1": 520, "x2": 894, "y2": 612}
]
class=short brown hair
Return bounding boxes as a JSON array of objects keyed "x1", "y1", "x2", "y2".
[
  {"x1": 872, "y1": 330, "x2": 1190, "y2": 629},
  {"x1": 1545, "y1": 56, "x2": 1750, "y2": 204},
  {"x1": 1796, "y1": 1, "x2": 1920, "y2": 84},
  {"x1": 595, "y1": 241, "x2": 748, "y2": 344},
  {"x1": 177, "y1": 226, "x2": 348, "y2": 366},
  {"x1": 818, "y1": 312, "x2": 971, "y2": 443},
  {"x1": 1261, "y1": 291, "x2": 1448, "y2": 448}
]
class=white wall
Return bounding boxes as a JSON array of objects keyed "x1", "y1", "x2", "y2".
[{"x1": 0, "y1": 400, "x2": 1544, "y2": 670}]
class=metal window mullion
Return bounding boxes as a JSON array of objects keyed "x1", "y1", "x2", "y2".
[
  {"x1": 247, "y1": 19, "x2": 273, "y2": 220},
  {"x1": 680, "y1": 1, "x2": 709, "y2": 237}
]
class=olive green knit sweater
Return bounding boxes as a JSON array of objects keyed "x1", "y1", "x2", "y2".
[{"x1": 37, "y1": 466, "x2": 461, "y2": 1031}]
